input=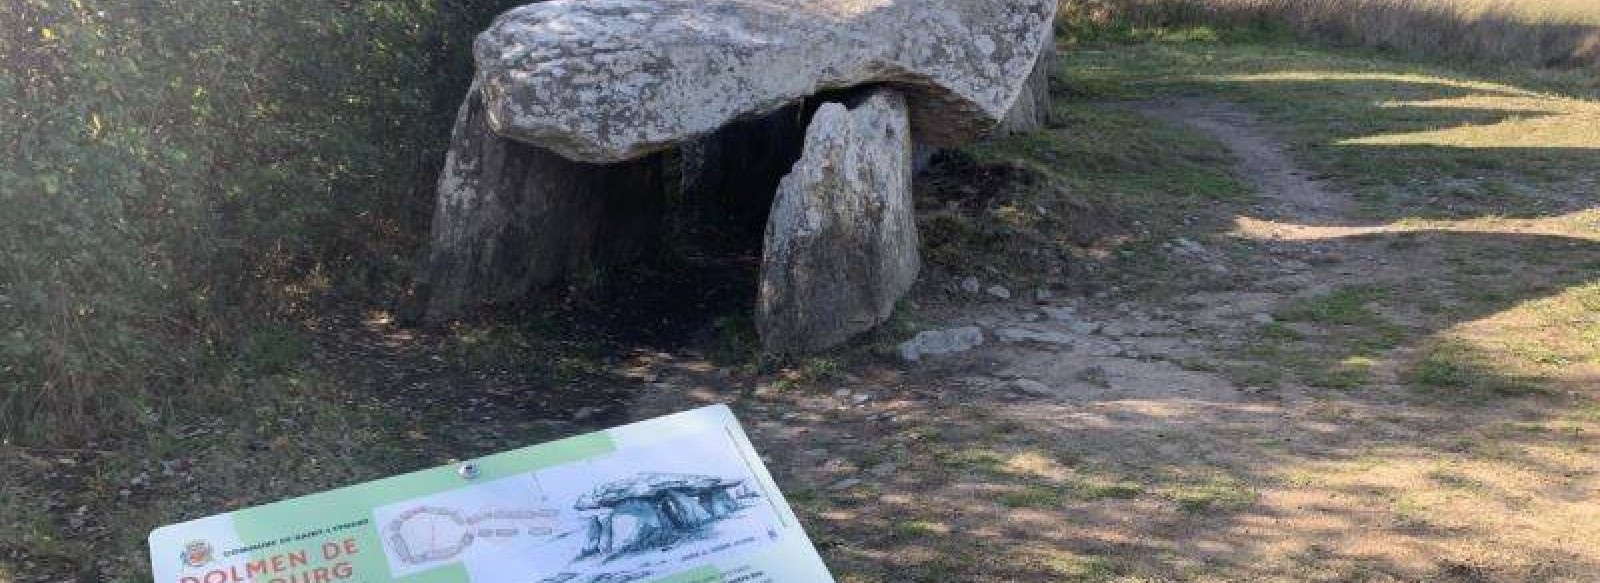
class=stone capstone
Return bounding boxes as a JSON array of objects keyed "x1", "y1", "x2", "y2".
[
  {"x1": 757, "y1": 88, "x2": 919, "y2": 354},
  {"x1": 473, "y1": 0, "x2": 1059, "y2": 162}
]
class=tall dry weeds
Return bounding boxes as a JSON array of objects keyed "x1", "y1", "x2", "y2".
[{"x1": 1066, "y1": 0, "x2": 1600, "y2": 69}]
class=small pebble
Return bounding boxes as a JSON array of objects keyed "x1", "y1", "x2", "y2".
[{"x1": 828, "y1": 478, "x2": 863, "y2": 491}]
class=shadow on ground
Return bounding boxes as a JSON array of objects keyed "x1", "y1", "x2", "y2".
[{"x1": 729, "y1": 41, "x2": 1600, "y2": 581}]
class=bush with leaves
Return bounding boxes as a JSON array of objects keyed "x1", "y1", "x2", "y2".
[{"x1": 0, "y1": 0, "x2": 521, "y2": 444}]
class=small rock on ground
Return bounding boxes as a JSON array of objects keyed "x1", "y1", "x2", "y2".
[
  {"x1": 1041, "y1": 306, "x2": 1076, "y2": 320},
  {"x1": 829, "y1": 477, "x2": 864, "y2": 491},
  {"x1": 1010, "y1": 378, "x2": 1053, "y2": 396},
  {"x1": 898, "y1": 326, "x2": 985, "y2": 361},
  {"x1": 994, "y1": 327, "x2": 1075, "y2": 345},
  {"x1": 960, "y1": 276, "x2": 982, "y2": 294}
]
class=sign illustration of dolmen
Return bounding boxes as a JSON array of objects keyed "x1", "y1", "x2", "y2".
[{"x1": 575, "y1": 472, "x2": 758, "y2": 560}]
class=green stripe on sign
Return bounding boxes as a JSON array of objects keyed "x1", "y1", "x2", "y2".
[
  {"x1": 396, "y1": 563, "x2": 471, "y2": 583},
  {"x1": 227, "y1": 431, "x2": 615, "y2": 580},
  {"x1": 651, "y1": 566, "x2": 724, "y2": 583}
]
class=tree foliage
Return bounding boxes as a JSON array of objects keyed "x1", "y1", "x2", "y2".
[{"x1": 1, "y1": 0, "x2": 520, "y2": 444}]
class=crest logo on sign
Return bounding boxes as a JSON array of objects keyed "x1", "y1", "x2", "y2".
[{"x1": 180, "y1": 540, "x2": 214, "y2": 568}]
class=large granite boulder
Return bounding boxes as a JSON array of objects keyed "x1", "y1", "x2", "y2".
[
  {"x1": 473, "y1": 0, "x2": 1058, "y2": 163},
  {"x1": 757, "y1": 88, "x2": 919, "y2": 354}
]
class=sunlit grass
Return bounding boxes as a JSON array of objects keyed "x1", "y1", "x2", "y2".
[
  {"x1": 1339, "y1": 96, "x2": 1600, "y2": 149},
  {"x1": 1183, "y1": 63, "x2": 1595, "y2": 220},
  {"x1": 1228, "y1": 208, "x2": 1600, "y2": 393},
  {"x1": 1198, "y1": 70, "x2": 1547, "y2": 97},
  {"x1": 1422, "y1": 279, "x2": 1600, "y2": 393},
  {"x1": 1411, "y1": 0, "x2": 1600, "y2": 24},
  {"x1": 1200, "y1": 71, "x2": 1600, "y2": 149},
  {"x1": 1195, "y1": 0, "x2": 1600, "y2": 24}
]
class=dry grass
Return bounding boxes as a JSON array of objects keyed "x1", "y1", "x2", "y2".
[
  {"x1": 1065, "y1": 0, "x2": 1600, "y2": 68},
  {"x1": 1411, "y1": 0, "x2": 1600, "y2": 24}
]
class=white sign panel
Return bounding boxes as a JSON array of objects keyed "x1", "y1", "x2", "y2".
[{"x1": 149, "y1": 405, "x2": 834, "y2": 583}]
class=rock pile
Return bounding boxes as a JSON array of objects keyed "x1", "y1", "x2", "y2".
[{"x1": 409, "y1": 0, "x2": 1057, "y2": 353}]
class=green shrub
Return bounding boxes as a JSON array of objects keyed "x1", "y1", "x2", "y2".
[{"x1": 1, "y1": 0, "x2": 520, "y2": 444}]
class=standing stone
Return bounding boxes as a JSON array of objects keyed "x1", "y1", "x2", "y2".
[
  {"x1": 757, "y1": 88, "x2": 919, "y2": 353},
  {"x1": 997, "y1": 24, "x2": 1056, "y2": 134},
  {"x1": 403, "y1": 83, "x2": 664, "y2": 322}
]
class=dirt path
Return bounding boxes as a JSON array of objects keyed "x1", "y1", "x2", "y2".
[
  {"x1": 1137, "y1": 99, "x2": 1359, "y2": 225},
  {"x1": 625, "y1": 98, "x2": 1600, "y2": 581}
]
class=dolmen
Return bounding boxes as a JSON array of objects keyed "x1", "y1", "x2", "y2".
[
  {"x1": 408, "y1": 0, "x2": 1058, "y2": 354},
  {"x1": 574, "y1": 473, "x2": 748, "y2": 557}
]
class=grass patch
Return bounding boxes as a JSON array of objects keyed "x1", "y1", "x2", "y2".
[
  {"x1": 763, "y1": 357, "x2": 850, "y2": 393},
  {"x1": 0, "y1": 370, "x2": 441, "y2": 579},
  {"x1": 1304, "y1": 356, "x2": 1378, "y2": 390},
  {"x1": 1069, "y1": 0, "x2": 1600, "y2": 67},
  {"x1": 999, "y1": 485, "x2": 1071, "y2": 509},
  {"x1": 936, "y1": 447, "x2": 1009, "y2": 473},
  {"x1": 1225, "y1": 364, "x2": 1284, "y2": 387},
  {"x1": 1406, "y1": 340, "x2": 1551, "y2": 399},
  {"x1": 892, "y1": 520, "x2": 949, "y2": 538},
  {"x1": 1163, "y1": 475, "x2": 1259, "y2": 512},
  {"x1": 997, "y1": 476, "x2": 1146, "y2": 509},
  {"x1": 1071, "y1": 477, "x2": 1147, "y2": 500},
  {"x1": 919, "y1": 93, "x2": 1253, "y2": 296},
  {"x1": 1276, "y1": 286, "x2": 1389, "y2": 326},
  {"x1": 1257, "y1": 321, "x2": 1305, "y2": 341},
  {"x1": 1426, "y1": 468, "x2": 1490, "y2": 492},
  {"x1": 1037, "y1": 551, "x2": 1124, "y2": 580},
  {"x1": 1233, "y1": 286, "x2": 1410, "y2": 390},
  {"x1": 1059, "y1": 35, "x2": 1600, "y2": 223}
]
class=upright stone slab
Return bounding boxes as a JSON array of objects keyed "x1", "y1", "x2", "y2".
[
  {"x1": 998, "y1": 25, "x2": 1057, "y2": 134},
  {"x1": 404, "y1": 84, "x2": 663, "y2": 322},
  {"x1": 757, "y1": 88, "x2": 919, "y2": 353}
]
